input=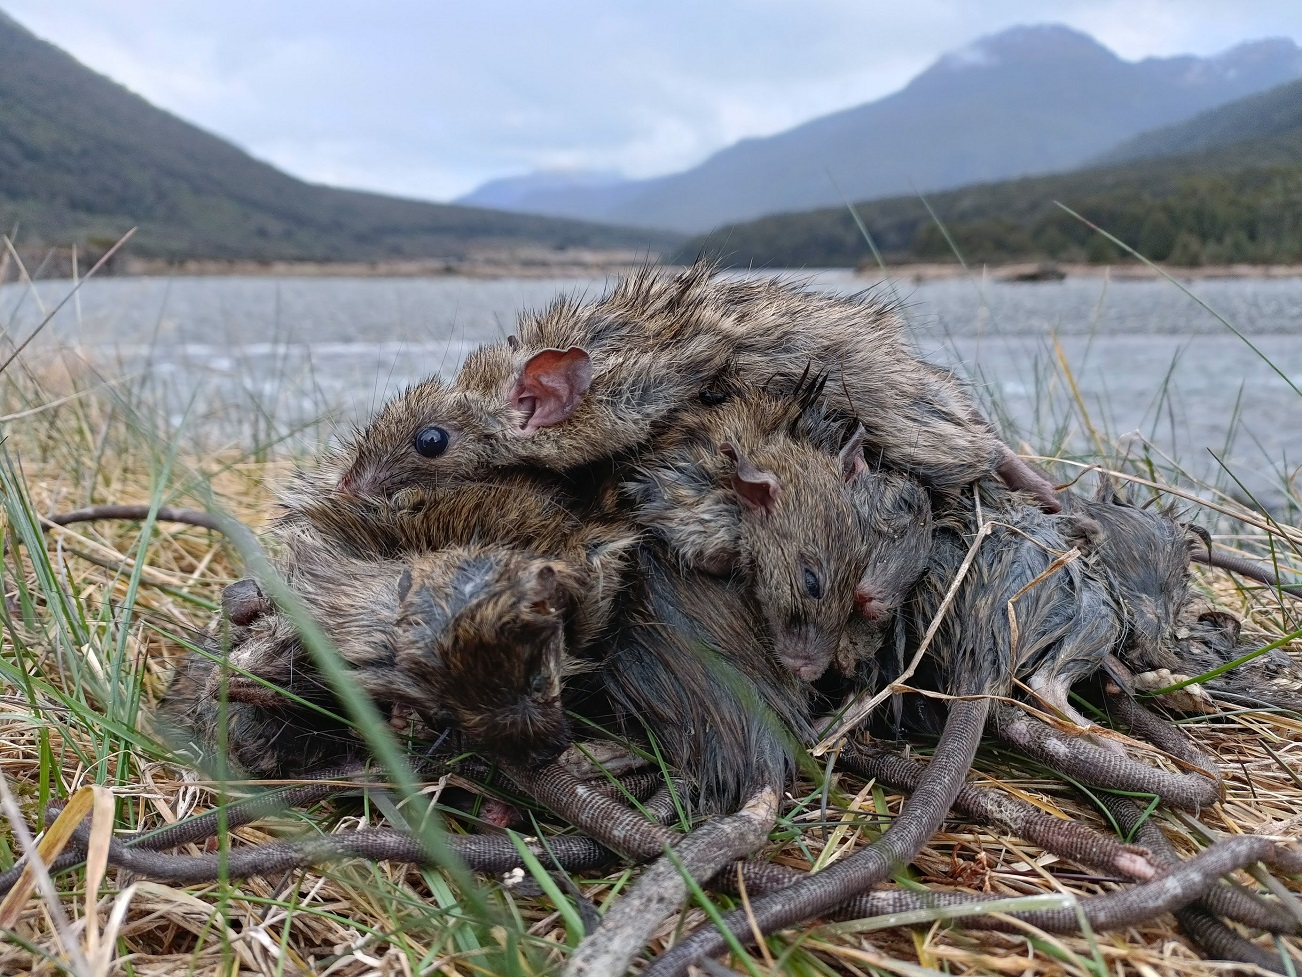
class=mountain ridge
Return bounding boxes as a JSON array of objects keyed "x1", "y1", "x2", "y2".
[
  {"x1": 1095, "y1": 77, "x2": 1302, "y2": 166},
  {"x1": 463, "y1": 24, "x2": 1302, "y2": 233},
  {"x1": 0, "y1": 11, "x2": 677, "y2": 262},
  {"x1": 674, "y1": 73, "x2": 1302, "y2": 270}
]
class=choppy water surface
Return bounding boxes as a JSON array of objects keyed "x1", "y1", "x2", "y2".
[{"x1": 3, "y1": 269, "x2": 1300, "y2": 506}]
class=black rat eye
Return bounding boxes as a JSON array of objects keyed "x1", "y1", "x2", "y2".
[
  {"x1": 413, "y1": 426, "x2": 450, "y2": 458},
  {"x1": 803, "y1": 568, "x2": 823, "y2": 600}
]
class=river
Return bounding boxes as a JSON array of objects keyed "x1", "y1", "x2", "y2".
[{"x1": 2, "y1": 269, "x2": 1299, "y2": 509}]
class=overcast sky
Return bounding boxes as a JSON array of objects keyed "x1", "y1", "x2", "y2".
[{"x1": 5, "y1": 1, "x2": 1301, "y2": 201}]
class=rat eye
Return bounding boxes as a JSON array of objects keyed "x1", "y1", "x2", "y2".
[
  {"x1": 803, "y1": 568, "x2": 823, "y2": 600},
  {"x1": 530, "y1": 672, "x2": 549, "y2": 695},
  {"x1": 413, "y1": 426, "x2": 450, "y2": 458}
]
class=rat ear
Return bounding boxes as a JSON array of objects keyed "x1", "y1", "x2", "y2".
[
  {"x1": 509, "y1": 347, "x2": 593, "y2": 433},
  {"x1": 838, "y1": 425, "x2": 868, "y2": 482},
  {"x1": 719, "y1": 441, "x2": 782, "y2": 515},
  {"x1": 526, "y1": 564, "x2": 561, "y2": 616},
  {"x1": 1061, "y1": 514, "x2": 1103, "y2": 555}
]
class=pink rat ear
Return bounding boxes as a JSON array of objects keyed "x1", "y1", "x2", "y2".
[
  {"x1": 509, "y1": 347, "x2": 593, "y2": 433},
  {"x1": 838, "y1": 425, "x2": 868, "y2": 482},
  {"x1": 719, "y1": 441, "x2": 782, "y2": 515}
]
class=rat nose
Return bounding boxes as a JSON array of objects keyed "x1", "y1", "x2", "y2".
[
  {"x1": 855, "y1": 585, "x2": 888, "y2": 621},
  {"x1": 777, "y1": 626, "x2": 834, "y2": 681}
]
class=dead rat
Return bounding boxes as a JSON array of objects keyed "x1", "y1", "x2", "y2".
[
  {"x1": 192, "y1": 428, "x2": 638, "y2": 776},
  {"x1": 896, "y1": 484, "x2": 1221, "y2": 809},
  {"x1": 916, "y1": 488, "x2": 1124, "y2": 722},
  {"x1": 638, "y1": 484, "x2": 1202, "y2": 976},
  {"x1": 322, "y1": 263, "x2": 1059, "y2": 511},
  {"x1": 832, "y1": 465, "x2": 936, "y2": 678},
  {"x1": 621, "y1": 388, "x2": 868, "y2": 680},
  {"x1": 592, "y1": 543, "x2": 816, "y2": 816},
  {"x1": 273, "y1": 474, "x2": 638, "y2": 656},
  {"x1": 160, "y1": 627, "x2": 362, "y2": 779},
  {"x1": 1057, "y1": 481, "x2": 1199, "y2": 676},
  {"x1": 1051, "y1": 483, "x2": 1301, "y2": 711},
  {"x1": 165, "y1": 537, "x2": 594, "y2": 775}
]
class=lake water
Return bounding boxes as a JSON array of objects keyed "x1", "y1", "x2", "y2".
[{"x1": 2, "y1": 269, "x2": 1300, "y2": 509}]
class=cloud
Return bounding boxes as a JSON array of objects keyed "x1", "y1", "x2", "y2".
[{"x1": 3, "y1": 0, "x2": 1299, "y2": 200}]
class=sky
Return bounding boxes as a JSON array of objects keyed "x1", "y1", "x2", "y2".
[{"x1": 4, "y1": 1, "x2": 1301, "y2": 202}]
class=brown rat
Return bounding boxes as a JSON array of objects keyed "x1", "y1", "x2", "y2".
[
  {"x1": 274, "y1": 473, "x2": 638, "y2": 654},
  {"x1": 322, "y1": 264, "x2": 1059, "y2": 511},
  {"x1": 622, "y1": 388, "x2": 867, "y2": 680},
  {"x1": 832, "y1": 465, "x2": 935, "y2": 677},
  {"x1": 164, "y1": 533, "x2": 605, "y2": 774},
  {"x1": 159, "y1": 624, "x2": 361, "y2": 778},
  {"x1": 638, "y1": 484, "x2": 1211, "y2": 976},
  {"x1": 184, "y1": 429, "x2": 640, "y2": 776}
]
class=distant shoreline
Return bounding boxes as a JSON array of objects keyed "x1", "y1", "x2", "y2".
[
  {"x1": 117, "y1": 249, "x2": 657, "y2": 281},
  {"x1": 11, "y1": 255, "x2": 1300, "y2": 283},
  {"x1": 855, "y1": 261, "x2": 1302, "y2": 284}
]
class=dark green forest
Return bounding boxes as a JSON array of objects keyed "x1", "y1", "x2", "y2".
[
  {"x1": 682, "y1": 163, "x2": 1302, "y2": 268},
  {"x1": 681, "y1": 78, "x2": 1302, "y2": 268},
  {"x1": 0, "y1": 12, "x2": 675, "y2": 262}
]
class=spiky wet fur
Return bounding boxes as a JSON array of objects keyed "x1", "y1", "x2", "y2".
[
  {"x1": 313, "y1": 263, "x2": 1017, "y2": 503},
  {"x1": 597, "y1": 545, "x2": 815, "y2": 815},
  {"x1": 907, "y1": 484, "x2": 1124, "y2": 707},
  {"x1": 1060, "y1": 480, "x2": 1198, "y2": 675}
]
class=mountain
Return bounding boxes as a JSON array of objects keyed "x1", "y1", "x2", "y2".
[
  {"x1": 465, "y1": 25, "x2": 1302, "y2": 233},
  {"x1": 458, "y1": 168, "x2": 640, "y2": 213},
  {"x1": 1096, "y1": 77, "x2": 1302, "y2": 167},
  {"x1": 676, "y1": 107, "x2": 1302, "y2": 269},
  {"x1": 0, "y1": 12, "x2": 677, "y2": 262}
]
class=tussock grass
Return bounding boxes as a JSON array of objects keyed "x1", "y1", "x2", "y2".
[{"x1": 0, "y1": 273, "x2": 1298, "y2": 977}]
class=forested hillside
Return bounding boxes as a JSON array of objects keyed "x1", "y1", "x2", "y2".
[
  {"x1": 0, "y1": 12, "x2": 676, "y2": 262},
  {"x1": 681, "y1": 78, "x2": 1302, "y2": 268}
]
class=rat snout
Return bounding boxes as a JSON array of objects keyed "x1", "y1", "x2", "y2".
[
  {"x1": 457, "y1": 686, "x2": 572, "y2": 769},
  {"x1": 776, "y1": 624, "x2": 835, "y2": 681}
]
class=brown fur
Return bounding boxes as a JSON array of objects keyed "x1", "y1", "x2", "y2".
[
  {"x1": 622, "y1": 390, "x2": 866, "y2": 680},
  {"x1": 833, "y1": 467, "x2": 935, "y2": 676},
  {"x1": 166, "y1": 531, "x2": 611, "y2": 773},
  {"x1": 319, "y1": 263, "x2": 1051, "y2": 505},
  {"x1": 274, "y1": 474, "x2": 638, "y2": 653},
  {"x1": 158, "y1": 608, "x2": 363, "y2": 778}
]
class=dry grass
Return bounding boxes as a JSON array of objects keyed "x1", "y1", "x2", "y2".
[{"x1": 0, "y1": 334, "x2": 1298, "y2": 977}]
